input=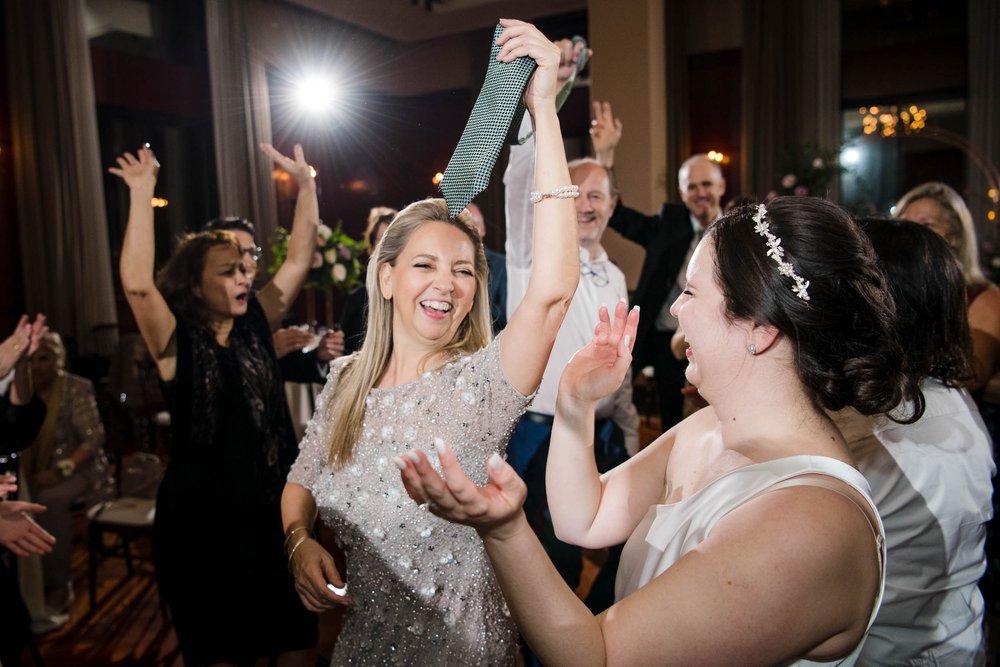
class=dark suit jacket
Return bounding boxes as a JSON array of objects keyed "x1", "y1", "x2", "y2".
[
  {"x1": 608, "y1": 201, "x2": 694, "y2": 360},
  {"x1": 484, "y1": 246, "x2": 507, "y2": 334}
]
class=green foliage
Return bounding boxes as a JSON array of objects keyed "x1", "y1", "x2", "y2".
[
  {"x1": 770, "y1": 144, "x2": 846, "y2": 199},
  {"x1": 267, "y1": 222, "x2": 366, "y2": 293}
]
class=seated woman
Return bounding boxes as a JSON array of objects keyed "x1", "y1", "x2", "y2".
[
  {"x1": 831, "y1": 218, "x2": 993, "y2": 664},
  {"x1": 19, "y1": 332, "x2": 111, "y2": 614},
  {"x1": 399, "y1": 197, "x2": 920, "y2": 666}
]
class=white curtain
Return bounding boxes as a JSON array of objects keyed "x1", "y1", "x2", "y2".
[{"x1": 4, "y1": 0, "x2": 118, "y2": 355}]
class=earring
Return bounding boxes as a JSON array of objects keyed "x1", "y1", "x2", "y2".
[{"x1": 747, "y1": 343, "x2": 757, "y2": 355}]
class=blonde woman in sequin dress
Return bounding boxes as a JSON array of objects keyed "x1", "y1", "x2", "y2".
[{"x1": 281, "y1": 20, "x2": 578, "y2": 665}]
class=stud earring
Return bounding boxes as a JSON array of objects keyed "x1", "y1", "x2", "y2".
[{"x1": 747, "y1": 343, "x2": 757, "y2": 355}]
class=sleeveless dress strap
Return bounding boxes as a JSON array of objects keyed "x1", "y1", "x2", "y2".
[{"x1": 765, "y1": 475, "x2": 884, "y2": 571}]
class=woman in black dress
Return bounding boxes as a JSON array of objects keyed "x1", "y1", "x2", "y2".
[{"x1": 111, "y1": 143, "x2": 318, "y2": 666}]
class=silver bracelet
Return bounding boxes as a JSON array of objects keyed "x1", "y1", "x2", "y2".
[
  {"x1": 529, "y1": 185, "x2": 580, "y2": 204},
  {"x1": 287, "y1": 534, "x2": 310, "y2": 570},
  {"x1": 283, "y1": 526, "x2": 308, "y2": 549}
]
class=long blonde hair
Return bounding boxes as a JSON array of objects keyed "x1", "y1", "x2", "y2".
[
  {"x1": 326, "y1": 198, "x2": 492, "y2": 467},
  {"x1": 895, "y1": 182, "x2": 986, "y2": 285}
]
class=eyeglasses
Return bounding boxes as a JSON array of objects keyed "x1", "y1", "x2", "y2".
[
  {"x1": 581, "y1": 262, "x2": 609, "y2": 286},
  {"x1": 242, "y1": 246, "x2": 263, "y2": 263}
]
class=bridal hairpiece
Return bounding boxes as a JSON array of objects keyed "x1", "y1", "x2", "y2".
[{"x1": 752, "y1": 204, "x2": 811, "y2": 301}]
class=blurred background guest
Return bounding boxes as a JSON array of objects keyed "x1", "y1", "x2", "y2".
[{"x1": 18, "y1": 332, "x2": 112, "y2": 617}]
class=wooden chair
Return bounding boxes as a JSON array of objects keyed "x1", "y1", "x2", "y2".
[{"x1": 87, "y1": 336, "x2": 168, "y2": 613}]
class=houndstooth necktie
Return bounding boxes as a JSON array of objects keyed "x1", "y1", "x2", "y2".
[{"x1": 440, "y1": 23, "x2": 537, "y2": 218}]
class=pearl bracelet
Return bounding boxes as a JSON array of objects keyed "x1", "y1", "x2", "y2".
[{"x1": 529, "y1": 185, "x2": 580, "y2": 204}]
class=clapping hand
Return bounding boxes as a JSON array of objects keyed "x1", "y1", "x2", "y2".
[
  {"x1": 260, "y1": 143, "x2": 314, "y2": 189},
  {"x1": 0, "y1": 474, "x2": 17, "y2": 499},
  {"x1": 0, "y1": 313, "x2": 47, "y2": 377},
  {"x1": 396, "y1": 439, "x2": 526, "y2": 539},
  {"x1": 108, "y1": 145, "x2": 159, "y2": 190},
  {"x1": 0, "y1": 501, "x2": 55, "y2": 557},
  {"x1": 315, "y1": 329, "x2": 345, "y2": 362},
  {"x1": 558, "y1": 299, "x2": 639, "y2": 406},
  {"x1": 273, "y1": 327, "x2": 315, "y2": 359}
]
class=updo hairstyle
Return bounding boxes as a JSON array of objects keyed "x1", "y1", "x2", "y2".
[{"x1": 709, "y1": 196, "x2": 921, "y2": 419}]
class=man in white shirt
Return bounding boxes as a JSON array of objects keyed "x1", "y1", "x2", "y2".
[{"x1": 504, "y1": 120, "x2": 638, "y2": 614}]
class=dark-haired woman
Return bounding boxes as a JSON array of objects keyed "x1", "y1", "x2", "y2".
[
  {"x1": 112, "y1": 143, "x2": 318, "y2": 666},
  {"x1": 399, "y1": 197, "x2": 920, "y2": 666},
  {"x1": 832, "y1": 219, "x2": 993, "y2": 664}
]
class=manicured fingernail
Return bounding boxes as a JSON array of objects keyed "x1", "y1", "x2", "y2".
[
  {"x1": 619, "y1": 297, "x2": 627, "y2": 303},
  {"x1": 406, "y1": 451, "x2": 421, "y2": 464},
  {"x1": 489, "y1": 452, "x2": 503, "y2": 471},
  {"x1": 633, "y1": 305, "x2": 640, "y2": 313},
  {"x1": 392, "y1": 456, "x2": 406, "y2": 471},
  {"x1": 434, "y1": 438, "x2": 446, "y2": 456},
  {"x1": 623, "y1": 335, "x2": 631, "y2": 348}
]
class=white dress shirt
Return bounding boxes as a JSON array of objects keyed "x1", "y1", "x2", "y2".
[{"x1": 504, "y1": 131, "x2": 638, "y2": 452}]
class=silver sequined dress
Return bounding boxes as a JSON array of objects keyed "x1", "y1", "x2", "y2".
[{"x1": 288, "y1": 336, "x2": 530, "y2": 665}]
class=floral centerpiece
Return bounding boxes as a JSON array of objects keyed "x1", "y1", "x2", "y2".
[
  {"x1": 768, "y1": 144, "x2": 845, "y2": 200},
  {"x1": 268, "y1": 222, "x2": 365, "y2": 293}
]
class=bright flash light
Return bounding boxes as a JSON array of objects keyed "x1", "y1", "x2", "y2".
[
  {"x1": 841, "y1": 147, "x2": 861, "y2": 166},
  {"x1": 294, "y1": 74, "x2": 337, "y2": 115},
  {"x1": 432, "y1": 172, "x2": 444, "y2": 186}
]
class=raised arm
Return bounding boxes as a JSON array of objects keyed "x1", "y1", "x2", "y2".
[
  {"x1": 546, "y1": 300, "x2": 665, "y2": 547},
  {"x1": 111, "y1": 147, "x2": 177, "y2": 380},
  {"x1": 497, "y1": 20, "x2": 580, "y2": 396},
  {"x1": 257, "y1": 143, "x2": 319, "y2": 331},
  {"x1": 589, "y1": 100, "x2": 621, "y2": 169}
]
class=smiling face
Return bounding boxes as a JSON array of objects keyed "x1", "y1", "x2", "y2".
[
  {"x1": 570, "y1": 162, "x2": 616, "y2": 258},
  {"x1": 195, "y1": 245, "x2": 252, "y2": 322},
  {"x1": 669, "y1": 237, "x2": 751, "y2": 394},
  {"x1": 379, "y1": 221, "x2": 477, "y2": 348},
  {"x1": 679, "y1": 157, "x2": 726, "y2": 226}
]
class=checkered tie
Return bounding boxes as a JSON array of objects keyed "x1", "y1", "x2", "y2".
[{"x1": 440, "y1": 24, "x2": 537, "y2": 217}]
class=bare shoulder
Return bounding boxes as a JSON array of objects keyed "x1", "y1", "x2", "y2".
[{"x1": 707, "y1": 480, "x2": 881, "y2": 654}]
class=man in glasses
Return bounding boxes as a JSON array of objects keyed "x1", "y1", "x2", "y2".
[{"x1": 202, "y1": 217, "x2": 344, "y2": 384}]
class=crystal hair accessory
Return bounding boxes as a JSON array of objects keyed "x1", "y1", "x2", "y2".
[{"x1": 752, "y1": 204, "x2": 810, "y2": 301}]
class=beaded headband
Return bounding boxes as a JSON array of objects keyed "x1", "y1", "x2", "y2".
[{"x1": 752, "y1": 204, "x2": 811, "y2": 301}]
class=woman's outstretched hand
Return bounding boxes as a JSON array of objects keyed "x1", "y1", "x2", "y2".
[
  {"x1": 260, "y1": 143, "x2": 315, "y2": 189},
  {"x1": 558, "y1": 299, "x2": 639, "y2": 406},
  {"x1": 108, "y1": 145, "x2": 159, "y2": 190},
  {"x1": 396, "y1": 439, "x2": 526, "y2": 540},
  {"x1": 496, "y1": 19, "x2": 560, "y2": 116}
]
